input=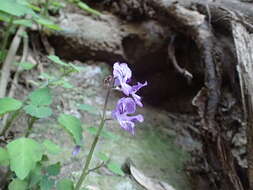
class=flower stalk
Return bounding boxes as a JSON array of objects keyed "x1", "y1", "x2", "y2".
[{"x1": 75, "y1": 79, "x2": 113, "y2": 190}]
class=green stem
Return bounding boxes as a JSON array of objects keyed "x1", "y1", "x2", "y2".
[
  {"x1": 0, "y1": 110, "x2": 21, "y2": 136},
  {"x1": 0, "y1": 17, "x2": 14, "y2": 63},
  {"x1": 75, "y1": 81, "x2": 112, "y2": 190},
  {"x1": 25, "y1": 116, "x2": 37, "y2": 137}
]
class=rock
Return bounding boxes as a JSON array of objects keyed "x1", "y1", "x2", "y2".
[
  {"x1": 49, "y1": 9, "x2": 170, "y2": 67},
  {"x1": 49, "y1": 13, "x2": 124, "y2": 62}
]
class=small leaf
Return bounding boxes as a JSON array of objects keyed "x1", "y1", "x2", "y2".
[
  {"x1": 28, "y1": 87, "x2": 52, "y2": 106},
  {"x1": 56, "y1": 179, "x2": 74, "y2": 190},
  {"x1": 107, "y1": 162, "x2": 125, "y2": 176},
  {"x1": 35, "y1": 17, "x2": 62, "y2": 30},
  {"x1": 39, "y1": 73, "x2": 55, "y2": 80},
  {"x1": 13, "y1": 19, "x2": 33, "y2": 27},
  {"x1": 77, "y1": 2, "x2": 101, "y2": 16},
  {"x1": 29, "y1": 165, "x2": 42, "y2": 187},
  {"x1": 0, "y1": 147, "x2": 9, "y2": 166},
  {"x1": 24, "y1": 104, "x2": 52, "y2": 118},
  {"x1": 27, "y1": 3, "x2": 41, "y2": 12},
  {"x1": 40, "y1": 176, "x2": 54, "y2": 190},
  {"x1": 48, "y1": 55, "x2": 69, "y2": 67},
  {"x1": 51, "y1": 1, "x2": 66, "y2": 9},
  {"x1": 58, "y1": 114, "x2": 83, "y2": 146},
  {"x1": 52, "y1": 79, "x2": 74, "y2": 89},
  {"x1": 0, "y1": 11, "x2": 12, "y2": 22},
  {"x1": 77, "y1": 104, "x2": 98, "y2": 115},
  {"x1": 7, "y1": 137, "x2": 44, "y2": 180},
  {"x1": 62, "y1": 81, "x2": 74, "y2": 89},
  {"x1": 97, "y1": 152, "x2": 109, "y2": 162},
  {"x1": 15, "y1": 61, "x2": 35, "y2": 70},
  {"x1": 0, "y1": 97, "x2": 22, "y2": 116},
  {"x1": 0, "y1": 50, "x2": 7, "y2": 61},
  {"x1": 8, "y1": 179, "x2": 27, "y2": 190},
  {"x1": 69, "y1": 63, "x2": 85, "y2": 72},
  {"x1": 0, "y1": 0, "x2": 35, "y2": 16},
  {"x1": 43, "y1": 140, "x2": 61, "y2": 155},
  {"x1": 45, "y1": 162, "x2": 61, "y2": 176}
]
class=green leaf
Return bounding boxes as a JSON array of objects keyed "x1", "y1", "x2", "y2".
[
  {"x1": 0, "y1": 147, "x2": 9, "y2": 166},
  {"x1": 87, "y1": 127, "x2": 119, "y2": 140},
  {"x1": 0, "y1": 0, "x2": 35, "y2": 16},
  {"x1": 43, "y1": 140, "x2": 61, "y2": 155},
  {"x1": 97, "y1": 152, "x2": 109, "y2": 162},
  {"x1": 40, "y1": 176, "x2": 54, "y2": 190},
  {"x1": 58, "y1": 114, "x2": 83, "y2": 146},
  {"x1": 39, "y1": 72, "x2": 55, "y2": 80},
  {"x1": 56, "y1": 179, "x2": 74, "y2": 190},
  {"x1": 35, "y1": 17, "x2": 62, "y2": 30},
  {"x1": 7, "y1": 137, "x2": 44, "y2": 180},
  {"x1": 13, "y1": 19, "x2": 33, "y2": 27},
  {"x1": 52, "y1": 79, "x2": 74, "y2": 89},
  {"x1": 48, "y1": 55, "x2": 69, "y2": 67},
  {"x1": 61, "y1": 81, "x2": 74, "y2": 89},
  {"x1": 0, "y1": 11, "x2": 12, "y2": 22},
  {"x1": 29, "y1": 165, "x2": 42, "y2": 187},
  {"x1": 15, "y1": 61, "x2": 35, "y2": 70},
  {"x1": 107, "y1": 162, "x2": 125, "y2": 176},
  {"x1": 47, "y1": 55, "x2": 84, "y2": 73},
  {"x1": 51, "y1": 1, "x2": 66, "y2": 8},
  {"x1": 45, "y1": 162, "x2": 61, "y2": 176},
  {"x1": 23, "y1": 104, "x2": 52, "y2": 118},
  {"x1": 28, "y1": 87, "x2": 52, "y2": 106},
  {"x1": 68, "y1": 63, "x2": 85, "y2": 72},
  {"x1": 8, "y1": 179, "x2": 27, "y2": 190},
  {"x1": 77, "y1": 104, "x2": 98, "y2": 115},
  {"x1": 0, "y1": 50, "x2": 7, "y2": 61},
  {"x1": 27, "y1": 3, "x2": 41, "y2": 12},
  {"x1": 0, "y1": 97, "x2": 22, "y2": 116},
  {"x1": 77, "y1": 2, "x2": 101, "y2": 16}
]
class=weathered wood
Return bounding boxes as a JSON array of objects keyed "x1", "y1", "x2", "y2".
[{"x1": 232, "y1": 21, "x2": 253, "y2": 190}]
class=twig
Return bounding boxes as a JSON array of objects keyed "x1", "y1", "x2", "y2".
[
  {"x1": 1, "y1": 34, "x2": 29, "y2": 127},
  {"x1": 8, "y1": 34, "x2": 29, "y2": 98},
  {"x1": 167, "y1": 36, "x2": 193, "y2": 83},
  {"x1": 0, "y1": 26, "x2": 25, "y2": 98},
  {"x1": 88, "y1": 162, "x2": 105, "y2": 173}
]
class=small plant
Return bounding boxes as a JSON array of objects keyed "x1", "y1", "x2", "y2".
[
  {"x1": 0, "y1": 56, "x2": 147, "y2": 189},
  {"x1": 0, "y1": 1, "x2": 147, "y2": 189}
]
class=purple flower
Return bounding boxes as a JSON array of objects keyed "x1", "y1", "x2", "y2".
[
  {"x1": 113, "y1": 62, "x2": 132, "y2": 95},
  {"x1": 129, "y1": 82, "x2": 147, "y2": 107},
  {"x1": 112, "y1": 97, "x2": 144, "y2": 135},
  {"x1": 113, "y1": 62, "x2": 147, "y2": 106},
  {"x1": 72, "y1": 145, "x2": 81, "y2": 156}
]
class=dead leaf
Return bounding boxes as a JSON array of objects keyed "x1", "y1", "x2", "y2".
[{"x1": 129, "y1": 164, "x2": 176, "y2": 190}]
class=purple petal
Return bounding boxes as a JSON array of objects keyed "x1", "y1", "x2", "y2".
[
  {"x1": 128, "y1": 114, "x2": 144, "y2": 123},
  {"x1": 123, "y1": 98, "x2": 136, "y2": 114},
  {"x1": 114, "y1": 78, "x2": 121, "y2": 86},
  {"x1": 116, "y1": 97, "x2": 136, "y2": 114},
  {"x1": 119, "y1": 120, "x2": 135, "y2": 135},
  {"x1": 121, "y1": 83, "x2": 132, "y2": 96},
  {"x1": 131, "y1": 81, "x2": 147, "y2": 94},
  {"x1": 72, "y1": 145, "x2": 81, "y2": 156},
  {"x1": 113, "y1": 62, "x2": 132, "y2": 84},
  {"x1": 131, "y1": 93, "x2": 143, "y2": 107}
]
